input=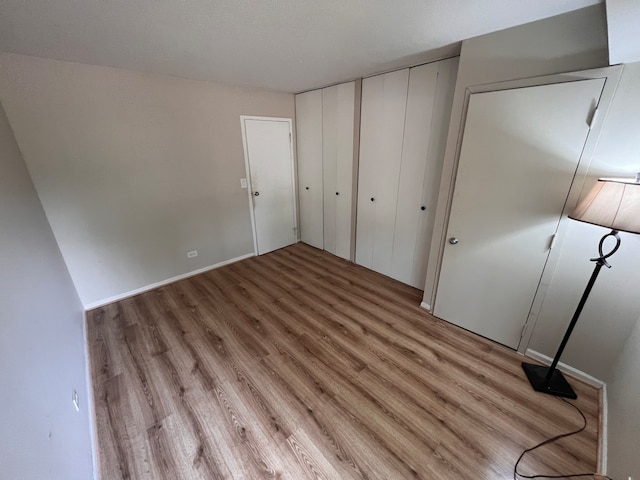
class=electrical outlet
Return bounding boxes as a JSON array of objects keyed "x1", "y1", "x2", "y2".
[
  {"x1": 240, "y1": 178, "x2": 247, "y2": 188},
  {"x1": 187, "y1": 250, "x2": 198, "y2": 259},
  {"x1": 72, "y1": 389, "x2": 80, "y2": 412}
]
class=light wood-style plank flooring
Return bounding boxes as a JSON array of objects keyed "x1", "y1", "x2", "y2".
[{"x1": 87, "y1": 242, "x2": 601, "y2": 479}]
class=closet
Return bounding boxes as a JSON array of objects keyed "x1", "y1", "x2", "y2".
[
  {"x1": 355, "y1": 58, "x2": 458, "y2": 288},
  {"x1": 295, "y1": 81, "x2": 359, "y2": 260},
  {"x1": 295, "y1": 90, "x2": 324, "y2": 249}
]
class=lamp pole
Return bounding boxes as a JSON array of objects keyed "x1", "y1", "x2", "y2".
[{"x1": 522, "y1": 229, "x2": 621, "y2": 399}]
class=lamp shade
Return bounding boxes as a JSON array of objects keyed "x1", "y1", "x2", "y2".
[{"x1": 569, "y1": 178, "x2": 640, "y2": 234}]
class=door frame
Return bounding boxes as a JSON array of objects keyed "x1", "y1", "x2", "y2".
[
  {"x1": 240, "y1": 115, "x2": 297, "y2": 255},
  {"x1": 424, "y1": 65, "x2": 624, "y2": 353}
]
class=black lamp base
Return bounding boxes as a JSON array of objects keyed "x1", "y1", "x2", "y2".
[{"x1": 522, "y1": 363, "x2": 577, "y2": 399}]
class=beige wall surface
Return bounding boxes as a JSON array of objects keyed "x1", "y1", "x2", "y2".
[
  {"x1": 606, "y1": 314, "x2": 640, "y2": 479},
  {"x1": 0, "y1": 102, "x2": 94, "y2": 478},
  {"x1": 0, "y1": 53, "x2": 295, "y2": 306}
]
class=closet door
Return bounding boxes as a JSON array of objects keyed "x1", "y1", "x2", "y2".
[
  {"x1": 323, "y1": 82, "x2": 356, "y2": 260},
  {"x1": 356, "y1": 69, "x2": 409, "y2": 271},
  {"x1": 389, "y1": 63, "x2": 439, "y2": 285},
  {"x1": 391, "y1": 59, "x2": 458, "y2": 288},
  {"x1": 295, "y1": 90, "x2": 324, "y2": 249},
  {"x1": 356, "y1": 60, "x2": 458, "y2": 288}
]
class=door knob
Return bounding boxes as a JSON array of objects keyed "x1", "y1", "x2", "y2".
[
  {"x1": 305, "y1": 187, "x2": 309, "y2": 190},
  {"x1": 370, "y1": 197, "x2": 375, "y2": 202},
  {"x1": 448, "y1": 237, "x2": 459, "y2": 245},
  {"x1": 254, "y1": 191, "x2": 260, "y2": 196},
  {"x1": 420, "y1": 206, "x2": 426, "y2": 211},
  {"x1": 336, "y1": 192, "x2": 339, "y2": 195}
]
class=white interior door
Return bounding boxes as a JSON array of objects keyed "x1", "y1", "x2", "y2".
[
  {"x1": 411, "y1": 58, "x2": 458, "y2": 289},
  {"x1": 390, "y1": 63, "x2": 439, "y2": 287},
  {"x1": 323, "y1": 81, "x2": 355, "y2": 260},
  {"x1": 356, "y1": 69, "x2": 409, "y2": 271},
  {"x1": 241, "y1": 116, "x2": 297, "y2": 255},
  {"x1": 295, "y1": 91, "x2": 324, "y2": 249},
  {"x1": 333, "y1": 82, "x2": 355, "y2": 261},
  {"x1": 322, "y1": 86, "x2": 338, "y2": 256},
  {"x1": 434, "y1": 79, "x2": 605, "y2": 349}
]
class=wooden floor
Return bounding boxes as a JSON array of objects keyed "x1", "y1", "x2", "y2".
[{"x1": 87, "y1": 243, "x2": 601, "y2": 480}]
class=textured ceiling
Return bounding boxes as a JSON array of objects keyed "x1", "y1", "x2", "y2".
[{"x1": 0, "y1": 0, "x2": 601, "y2": 92}]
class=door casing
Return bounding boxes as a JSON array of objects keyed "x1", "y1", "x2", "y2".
[
  {"x1": 424, "y1": 65, "x2": 624, "y2": 354},
  {"x1": 434, "y1": 79, "x2": 605, "y2": 349},
  {"x1": 240, "y1": 115, "x2": 297, "y2": 255}
]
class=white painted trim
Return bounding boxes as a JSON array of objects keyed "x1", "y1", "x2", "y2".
[
  {"x1": 83, "y1": 252, "x2": 255, "y2": 310},
  {"x1": 525, "y1": 349, "x2": 606, "y2": 388},
  {"x1": 240, "y1": 116, "x2": 260, "y2": 256},
  {"x1": 425, "y1": 65, "x2": 624, "y2": 322},
  {"x1": 82, "y1": 312, "x2": 100, "y2": 480},
  {"x1": 600, "y1": 383, "x2": 608, "y2": 475},
  {"x1": 420, "y1": 301, "x2": 432, "y2": 312},
  {"x1": 240, "y1": 115, "x2": 298, "y2": 256},
  {"x1": 526, "y1": 349, "x2": 609, "y2": 475}
]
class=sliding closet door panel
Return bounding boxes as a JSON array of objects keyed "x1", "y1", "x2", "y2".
[
  {"x1": 371, "y1": 70, "x2": 410, "y2": 277},
  {"x1": 356, "y1": 69, "x2": 409, "y2": 270},
  {"x1": 334, "y1": 82, "x2": 356, "y2": 260},
  {"x1": 411, "y1": 58, "x2": 459, "y2": 288},
  {"x1": 390, "y1": 63, "x2": 439, "y2": 286},
  {"x1": 356, "y1": 75, "x2": 384, "y2": 268},
  {"x1": 295, "y1": 90, "x2": 324, "y2": 249},
  {"x1": 322, "y1": 86, "x2": 338, "y2": 255}
]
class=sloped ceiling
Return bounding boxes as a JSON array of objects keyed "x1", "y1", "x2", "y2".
[{"x1": 0, "y1": 0, "x2": 601, "y2": 92}]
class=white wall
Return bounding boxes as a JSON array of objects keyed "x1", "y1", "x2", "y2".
[
  {"x1": 606, "y1": 0, "x2": 640, "y2": 64},
  {"x1": 598, "y1": 62, "x2": 640, "y2": 480},
  {"x1": 0, "y1": 102, "x2": 94, "y2": 479},
  {"x1": 606, "y1": 314, "x2": 640, "y2": 479},
  {"x1": 0, "y1": 53, "x2": 295, "y2": 307}
]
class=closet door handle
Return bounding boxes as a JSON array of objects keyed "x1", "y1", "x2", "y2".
[
  {"x1": 305, "y1": 187, "x2": 309, "y2": 190},
  {"x1": 420, "y1": 206, "x2": 426, "y2": 211},
  {"x1": 370, "y1": 197, "x2": 375, "y2": 202},
  {"x1": 254, "y1": 191, "x2": 260, "y2": 196},
  {"x1": 336, "y1": 192, "x2": 339, "y2": 195}
]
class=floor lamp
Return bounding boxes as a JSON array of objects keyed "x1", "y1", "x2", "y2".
[{"x1": 522, "y1": 176, "x2": 640, "y2": 399}]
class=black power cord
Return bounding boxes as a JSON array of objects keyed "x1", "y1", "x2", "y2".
[{"x1": 513, "y1": 397, "x2": 614, "y2": 480}]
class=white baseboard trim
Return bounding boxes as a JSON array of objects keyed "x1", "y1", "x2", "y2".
[
  {"x1": 525, "y1": 349, "x2": 608, "y2": 474},
  {"x1": 82, "y1": 312, "x2": 100, "y2": 480},
  {"x1": 420, "y1": 302, "x2": 431, "y2": 312},
  {"x1": 83, "y1": 252, "x2": 255, "y2": 310},
  {"x1": 524, "y1": 349, "x2": 606, "y2": 388},
  {"x1": 600, "y1": 383, "x2": 608, "y2": 474}
]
